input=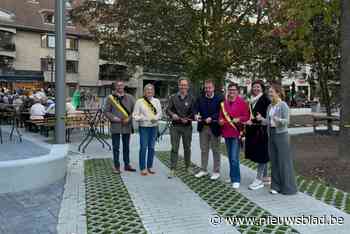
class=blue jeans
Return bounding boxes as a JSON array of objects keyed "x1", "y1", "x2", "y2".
[
  {"x1": 139, "y1": 127, "x2": 157, "y2": 171},
  {"x1": 111, "y1": 133, "x2": 130, "y2": 168},
  {"x1": 225, "y1": 137, "x2": 240, "y2": 183}
]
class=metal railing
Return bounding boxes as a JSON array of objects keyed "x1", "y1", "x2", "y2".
[{"x1": 0, "y1": 43, "x2": 16, "y2": 52}]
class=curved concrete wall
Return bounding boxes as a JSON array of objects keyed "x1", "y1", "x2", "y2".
[{"x1": 0, "y1": 144, "x2": 68, "y2": 194}]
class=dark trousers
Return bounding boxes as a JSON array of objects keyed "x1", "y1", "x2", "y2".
[
  {"x1": 111, "y1": 133, "x2": 131, "y2": 168},
  {"x1": 269, "y1": 129, "x2": 297, "y2": 195},
  {"x1": 170, "y1": 125, "x2": 192, "y2": 170}
]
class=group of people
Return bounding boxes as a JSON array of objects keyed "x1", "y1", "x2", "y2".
[
  {"x1": 0, "y1": 88, "x2": 55, "y2": 119},
  {"x1": 0, "y1": 85, "x2": 102, "y2": 121},
  {"x1": 104, "y1": 78, "x2": 297, "y2": 196}
]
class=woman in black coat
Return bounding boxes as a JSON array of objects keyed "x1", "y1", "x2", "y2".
[{"x1": 245, "y1": 80, "x2": 271, "y2": 190}]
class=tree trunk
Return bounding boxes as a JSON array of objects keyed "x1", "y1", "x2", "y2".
[
  {"x1": 339, "y1": 0, "x2": 350, "y2": 158},
  {"x1": 317, "y1": 67, "x2": 333, "y2": 132}
]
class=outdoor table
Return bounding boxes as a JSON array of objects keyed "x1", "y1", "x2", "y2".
[
  {"x1": 0, "y1": 109, "x2": 22, "y2": 143},
  {"x1": 8, "y1": 110, "x2": 22, "y2": 142},
  {"x1": 78, "y1": 109, "x2": 111, "y2": 153}
]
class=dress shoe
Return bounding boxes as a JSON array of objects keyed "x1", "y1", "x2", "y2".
[
  {"x1": 112, "y1": 167, "x2": 121, "y2": 174},
  {"x1": 147, "y1": 168, "x2": 156, "y2": 174},
  {"x1": 168, "y1": 170, "x2": 175, "y2": 179},
  {"x1": 125, "y1": 165, "x2": 136, "y2": 172}
]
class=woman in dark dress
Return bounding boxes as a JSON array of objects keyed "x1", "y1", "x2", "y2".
[{"x1": 245, "y1": 80, "x2": 271, "y2": 190}]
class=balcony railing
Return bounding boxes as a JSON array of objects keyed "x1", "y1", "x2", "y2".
[
  {"x1": 0, "y1": 68, "x2": 15, "y2": 75},
  {"x1": 0, "y1": 43, "x2": 16, "y2": 52}
]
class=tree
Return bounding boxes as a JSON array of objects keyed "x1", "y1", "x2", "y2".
[
  {"x1": 339, "y1": 0, "x2": 350, "y2": 158},
  {"x1": 265, "y1": 0, "x2": 341, "y2": 131},
  {"x1": 72, "y1": 0, "x2": 301, "y2": 86}
]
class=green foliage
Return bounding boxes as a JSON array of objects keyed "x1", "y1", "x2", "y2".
[
  {"x1": 72, "y1": 0, "x2": 302, "y2": 83},
  {"x1": 265, "y1": 0, "x2": 341, "y2": 115}
]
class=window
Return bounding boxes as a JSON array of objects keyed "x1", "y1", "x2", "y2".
[
  {"x1": 99, "y1": 64, "x2": 128, "y2": 81},
  {"x1": 42, "y1": 11, "x2": 74, "y2": 26},
  {"x1": 0, "y1": 9, "x2": 15, "y2": 22},
  {"x1": 66, "y1": 0, "x2": 73, "y2": 9},
  {"x1": 41, "y1": 34, "x2": 79, "y2": 50},
  {"x1": 66, "y1": 38, "x2": 79, "y2": 50},
  {"x1": 41, "y1": 58, "x2": 78, "y2": 74},
  {"x1": 41, "y1": 34, "x2": 55, "y2": 48},
  {"x1": 41, "y1": 58, "x2": 55, "y2": 71},
  {"x1": 66, "y1": 60, "x2": 78, "y2": 73},
  {"x1": 27, "y1": 0, "x2": 39, "y2": 4},
  {"x1": 0, "y1": 30, "x2": 15, "y2": 51},
  {"x1": 66, "y1": 11, "x2": 75, "y2": 26},
  {"x1": 43, "y1": 12, "x2": 55, "y2": 24}
]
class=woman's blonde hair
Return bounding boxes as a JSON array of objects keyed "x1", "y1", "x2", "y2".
[{"x1": 143, "y1": 83, "x2": 155, "y2": 94}]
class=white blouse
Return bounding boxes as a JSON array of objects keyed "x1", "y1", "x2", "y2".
[{"x1": 133, "y1": 97, "x2": 162, "y2": 127}]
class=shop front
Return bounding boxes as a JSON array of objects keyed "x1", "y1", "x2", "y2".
[{"x1": 0, "y1": 70, "x2": 44, "y2": 92}]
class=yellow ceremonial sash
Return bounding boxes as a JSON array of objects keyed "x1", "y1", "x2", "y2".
[
  {"x1": 108, "y1": 95, "x2": 129, "y2": 118},
  {"x1": 220, "y1": 102, "x2": 237, "y2": 130},
  {"x1": 141, "y1": 98, "x2": 157, "y2": 118}
]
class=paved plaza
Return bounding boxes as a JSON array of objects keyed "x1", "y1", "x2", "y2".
[
  {"x1": 1, "y1": 0, "x2": 349, "y2": 233},
  {"x1": 0, "y1": 131, "x2": 49, "y2": 161},
  {"x1": 1, "y1": 127, "x2": 350, "y2": 234},
  {"x1": 0, "y1": 179, "x2": 65, "y2": 234}
]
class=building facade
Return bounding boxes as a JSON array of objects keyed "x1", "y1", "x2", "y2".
[
  {"x1": 226, "y1": 65, "x2": 312, "y2": 101},
  {"x1": 0, "y1": 0, "x2": 99, "y2": 97},
  {"x1": 0, "y1": 0, "x2": 184, "y2": 103},
  {"x1": 97, "y1": 63, "x2": 179, "y2": 103}
]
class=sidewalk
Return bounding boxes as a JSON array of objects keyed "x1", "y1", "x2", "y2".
[
  {"x1": 0, "y1": 179, "x2": 65, "y2": 234},
  {"x1": 158, "y1": 133, "x2": 350, "y2": 234},
  {"x1": 67, "y1": 135, "x2": 237, "y2": 234},
  {"x1": 58, "y1": 128, "x2": 350, "y2": 234},
  {"x1": 1, "y1": 124, "x2": 348, "y2": 233},
  {"x1": 0, "y1": 126, "x2": 63, "y2": 234},
  {"x1": 121, "y1": 142, "x2": 237, "y2": 234}
]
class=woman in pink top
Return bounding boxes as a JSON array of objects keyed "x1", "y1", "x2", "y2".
[{"x1": 219, "y1": 83, "x2": 250, "y2": 189}]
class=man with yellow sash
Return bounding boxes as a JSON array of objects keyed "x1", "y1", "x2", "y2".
[{"x1": 104, "y1": 80, "x2": 136, "y2": 174}]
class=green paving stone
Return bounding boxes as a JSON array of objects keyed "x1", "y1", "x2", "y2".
[
  {"x1": 306, "y1": 181, "x2": 317, "y2": 194},
  {"x1": 315, "y1": 185, "x2": 326, "y2": 199},
  {"x1": 346, "y1": 197, "x2": 350, "y2": 212},
  {"x1": 84, "y1": 159, "x2": 147, "y2": 234},
  {"x1": 156, "y1": 151, "x2": 299, "y2": 234}
]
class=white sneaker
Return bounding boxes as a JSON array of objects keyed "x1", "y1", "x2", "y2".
[
  {"x1": 270, "y1": 189, "x2": 279, "y2": 194},
  {"x1": 210, "y1": 173, "x2": 220, "y2": 180},
  {"x1": 232, "y1": 182, "x2": 240, "y2": 189},
  {"x1": 225, "y1": 179, "x2": 231, "y2": 183},
  {"x1": 195, "y1": 171, "x2": 209, "y2": 178},
  {"x1": 248, "y1": 179, "x2": 264, "y2": 190}
]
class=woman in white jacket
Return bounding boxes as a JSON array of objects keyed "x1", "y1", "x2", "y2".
[{"x1": 133, "y1": 84, "x2": 162, "y2": 176}]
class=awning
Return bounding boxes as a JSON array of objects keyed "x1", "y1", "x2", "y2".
[{"x1": 0, "y1": 70, "x2": 44, "y2": 82}]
